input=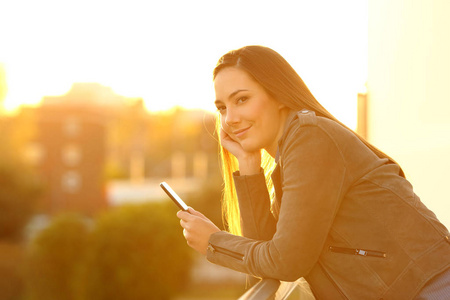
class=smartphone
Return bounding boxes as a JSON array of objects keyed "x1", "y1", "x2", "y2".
[{"x1": 160, "y1": 182, "x2": 189, "y2": 211}]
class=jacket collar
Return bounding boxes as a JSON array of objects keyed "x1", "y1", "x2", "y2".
[{"x1": 275, "y1": 109, "x2": 299, "y2": 163}]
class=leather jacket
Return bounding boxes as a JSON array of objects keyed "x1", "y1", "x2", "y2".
[{"x1": 206, "y1": 110, "x2": 450, "y2": 299}]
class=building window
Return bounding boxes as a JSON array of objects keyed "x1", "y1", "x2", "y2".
[
  {"x1": 24, "y1": 143, "x2": 45, "y2": 165},
  {"x1": 63, "y1": 117, "x2": 81, "y2": 137},
  {"x1": 61, "y1": 171, "x2": 81, "y2": 193},
  {"x1": 62, "y1": 144, "x2": 82, "y2": 166}
]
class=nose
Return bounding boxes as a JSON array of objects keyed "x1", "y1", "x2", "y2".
[{"x1": 224, "y1": 107, "x2": 240, "y2": 127}]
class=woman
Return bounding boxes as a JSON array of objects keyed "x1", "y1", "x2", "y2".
[{"x1": 177, "y1": 45, "x2": 450, "y2": 299}]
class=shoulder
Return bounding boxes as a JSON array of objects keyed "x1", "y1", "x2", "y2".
[
  {"x1": 277, "y1": 110, "x2": 345, "y2": 163},
  {"x1": 281, "y1": 109, "x2": 352, "y2": 146},
  {"x1": 278, "y1": 109, "x2": 371, "y2": 166},
  {"x1": 296, "y1": 109, "x2": 319, "y2": 127},
  {"x1": 278, "y1": 110, "x2": 387, "y2": 179}
]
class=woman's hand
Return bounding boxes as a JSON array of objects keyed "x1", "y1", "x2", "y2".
[
  {"x1": 220, "y1": 128, "x2": 261, "y2": 175},
  {"x1": 177, "y1": 207, "x2": 221, "y2": 255},
  {"x1": 220, "y1": 127, "x2": 247, "y2": 159}
]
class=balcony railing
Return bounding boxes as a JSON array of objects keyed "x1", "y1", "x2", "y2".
[{"x1": 238, "y1": 278, "x2": 308, "y2": 300}]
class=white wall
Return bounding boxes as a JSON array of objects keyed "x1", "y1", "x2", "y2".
[{"x1": 368, "y1": 0, "x2": 450, "y2": 227}]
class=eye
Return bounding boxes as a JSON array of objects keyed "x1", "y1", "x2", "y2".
[
  {"x1": 236, "y1": 96, "x2": 248, "y2": 104},
  {"x1": 216, "y1": 105, "x2": 226, "y2": 114}
]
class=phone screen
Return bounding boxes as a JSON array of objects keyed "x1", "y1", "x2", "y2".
[{"x1": 160, "y1": 182, "x2": 189, "y2": 211}]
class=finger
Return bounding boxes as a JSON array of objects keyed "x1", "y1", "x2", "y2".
[
  {"x1": 183, "y1": 229, "x2": 194, "y2": 247},
  {"x1": 220, "y1": 127, "x2": 228, "y2": 137},
  {"x1": 220, "y1": 128, "x2": 232, "y2": 142},
  {"x1": 187, "y1": 207, "x2": 206, "y2": 219},
  {"x1": 180, "y1": 219, "x2": 186, "y2": 228},
  {"x1": 177, "y1": 210, "x2": 192, "y2": 220}
]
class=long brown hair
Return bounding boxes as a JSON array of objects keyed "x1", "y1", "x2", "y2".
[{"x1": 213, "y1": 45, "x2": 402, "y2": 235}]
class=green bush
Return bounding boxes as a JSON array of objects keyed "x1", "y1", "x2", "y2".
[
  {"x1": 23, "y1": 202, "x2": 194, "y2": 300},
  {"x1": 24, "y1": 213, "x2": 90, "y2": 300},
  {"x1": 82, "y1": 202, "x2": 193, "y2": 300},
  {"x1": 0, "y1": 242, "x2": 25, "y2": 300},
  {"x1": 0, "y1": 158, "x2": 42, "y2": 240}
]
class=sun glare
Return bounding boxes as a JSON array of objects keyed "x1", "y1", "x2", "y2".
[{"x1": 0, "y1": 0, "x2": 367, "y2": 129}]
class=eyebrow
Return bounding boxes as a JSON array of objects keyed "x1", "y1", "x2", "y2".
[{"x1": 215, "y1": 89, "x2": 249, "y2": 105}]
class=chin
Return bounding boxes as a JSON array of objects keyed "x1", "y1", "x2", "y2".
[{"x1": 240, "y1": 142, "x2": 260, "y2": 153}]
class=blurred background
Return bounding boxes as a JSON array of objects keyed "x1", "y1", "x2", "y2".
[{"x1": 0, "y1": 0, "x2": 448, "y2": 299}]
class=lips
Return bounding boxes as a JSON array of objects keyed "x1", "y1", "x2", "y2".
[{"x1": 233, "y1": 126, "x2": 251, "y2": 138}]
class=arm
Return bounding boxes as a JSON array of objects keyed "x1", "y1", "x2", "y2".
[
  {"x1": 176, "y1": 128, "x2": 274, "y2": 255},
  {"x1": 207, "y1": 123, "x2": 348, "y2": 281},
  {"x1": 221, "y1": 126, "x2": 277, "y2": 240},
  {"x1": 234, "y1": 171, "x2": 277, "y2": 240}
]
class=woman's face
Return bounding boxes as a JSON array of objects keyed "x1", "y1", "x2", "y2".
[{"x1": 214, "y1": 67, "x2": 288, "y2": 156}]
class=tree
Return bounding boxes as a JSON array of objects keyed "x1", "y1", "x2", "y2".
[
  {"x1": 0, "y1": 106, "x2": 42, "y2": 240},
  {"x1": 82, "y1": 202, "x2": 193, "y2": 300},
  {"x1": 24, "y1": 213, "x2": 91, "y2": 300},
  {"x1": 0, "y1": 155, "x2": 42, "y2": 240}
]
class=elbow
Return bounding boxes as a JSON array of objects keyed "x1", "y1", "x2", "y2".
[
  {"x1": 274, "y1": 265, "x2": 306, "y2": 282},
  {"x1": 277, "y1": 272, "x2": 302, "y2": 282},
  {"x1": 252, "y1": 241, "x2": 316, "y2": 282},
  {"x1": 268, "y1": 257, "x2": 313, "y2": 282}
]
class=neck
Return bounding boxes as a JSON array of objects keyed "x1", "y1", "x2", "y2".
[{"x1": 266, "y1": 108, "x2": 294, "y2": 157}]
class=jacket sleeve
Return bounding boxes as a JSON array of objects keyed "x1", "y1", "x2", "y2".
[
  {"x1": 207, "y1": 121, "x2": 348, "y2": 281},
  {"x1": 233, "y1": 170, "x2": 277, "y2": 240}
]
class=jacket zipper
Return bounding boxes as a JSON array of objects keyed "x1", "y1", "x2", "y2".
[
  {"x1": 329, "y1": 246, "x2": 387, "y2": 258},
  {"x1": 208, "y1": 244, "x2": 245, "y2": 261}
]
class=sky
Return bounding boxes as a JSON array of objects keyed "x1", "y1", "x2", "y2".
[{"x1": 0, "y1": 0, "x2": 367, "y2": 128}]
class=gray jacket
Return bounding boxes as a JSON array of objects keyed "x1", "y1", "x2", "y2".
[{"x1": 206, "y1": 110, "x2": 450, "y2": 299}]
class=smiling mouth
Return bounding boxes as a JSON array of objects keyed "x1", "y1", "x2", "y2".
[{"x1": 233, "y1": 127, "x2": 251, "y2": 138}]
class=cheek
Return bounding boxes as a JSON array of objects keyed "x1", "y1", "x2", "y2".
[{"x1": 220, "y1": 117, "x2": 230, "y2": 133}]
